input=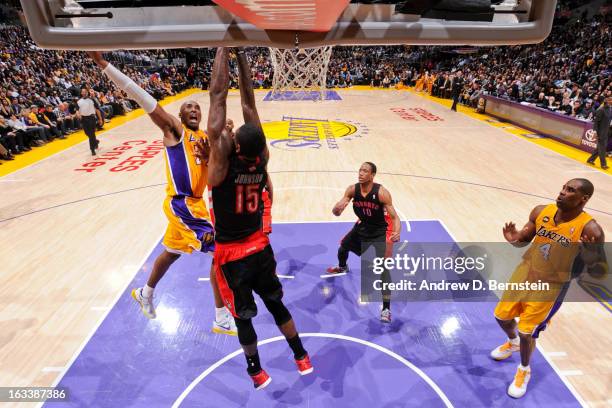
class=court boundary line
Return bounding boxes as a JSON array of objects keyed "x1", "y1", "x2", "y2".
[
  {"x1": 0, "y1": 89, "x2": 203, "y2": 178},
  {"x1": 41, "y1": 220, "x2": 589, "y2": 407},
  {"x1": 170, "y1": 332, "x2": 454, "y2": 408},
  {"x1": 272, "y1": 171, "x2": 612, "y2": 217},
  {"x1": 577, "y1": 280, "x2": 612, "y2": 314},
  {"x1": 5, "y1": 88, "x2": 609, "y2": 179},
  {"x1": 275, "y1": 185, "x2": 411, "y2": 231},
  {"x1": 404, "y1": 88, "x2": 611, "y2": 178},
  {"x1": 537, "y1": 344, "x2": 588, "y2": 407},
  {"x1": 5, "y1": 171, "x2": 609, "y2": 224},
  {"x1": 274, "y1": 218, "x2": 447, "y2": 224},
  {"x1": 36, "y1": 233, "x2": 165, "y2": 408},
  {"x1": 0, "y1": 183, "x2": 165, "y2": 223}
]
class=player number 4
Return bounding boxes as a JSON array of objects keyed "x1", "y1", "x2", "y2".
[
  {"x1": 539, "y1": 243, "x2": 551, "y2": 260},
  {"x1": 236, "y1": 184, "x2": 259, "y2": 214}
]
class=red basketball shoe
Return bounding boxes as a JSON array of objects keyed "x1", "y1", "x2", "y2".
[
  {"x1": 250, "y1": 369, "x2": 272, "y2": 390},
  {"x1": 295, "y1": 354, "x2": 314, "y2": 375}
]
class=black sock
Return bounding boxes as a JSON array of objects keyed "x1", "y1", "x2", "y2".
[
  {"x1": 383, "y1": 300, "x2": 390, "y2": 310},
  {"x1": 245, "y1": 352, "x2": 262, "y2": 375},
  {"x1": 287, "y1": 334, "x2": 307, "y2": 360},
  {"x1": 338, "y1": 247, "x2": 349, "y2": 268}
]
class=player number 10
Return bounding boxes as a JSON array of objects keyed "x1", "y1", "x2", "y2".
[{"x1": 236, "y1": 184, "x2": 259, "y2": 214}]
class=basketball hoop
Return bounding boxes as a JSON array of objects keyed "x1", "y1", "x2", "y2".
[{"x1": 268, "y1": 46, "x2": 333, "y2": 101}]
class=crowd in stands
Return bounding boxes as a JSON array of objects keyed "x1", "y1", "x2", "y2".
[
  {"x1": 408, "y1": 15, "x2": 611, "y2": 121},
  {"x1": 325, "y1": 12, "x2": 610, "y2": 121},
  {"x1": 0, "y1": 26, "x2": 189, "y2": 163},
  {"x1": 1, "y1": 0, "x2": 610, "y2": 164}
]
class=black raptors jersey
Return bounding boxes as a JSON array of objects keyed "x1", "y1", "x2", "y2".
[
  {"x1": 353, "y1": 183, "x2": 387, "y2": 238},
  {"x1": 212, "y1": 152, "x2": 268, "y2": 242}
]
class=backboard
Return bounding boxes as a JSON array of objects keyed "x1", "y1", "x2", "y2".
[{"x1": 20, "y1": 1, "x2": 558, "y2": 50}]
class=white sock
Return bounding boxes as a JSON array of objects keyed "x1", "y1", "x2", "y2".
[
  {"x1": 509, "y1": 336, "x2": 520, "y2": 346},
  {"x1": 142, "y1": 284, "x2": 154, "y2": 298},
  {"x1": 215, "y1": 307, "x2": 226, "y2": 322},
  {"x1": 519, "y1": 364, "x2": 530, "y2": 371}
]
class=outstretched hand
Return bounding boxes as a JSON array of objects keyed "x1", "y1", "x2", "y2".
[
  {"x1": 502, "y1": 222, "x2": 520, "y2": 243},
  {"x1": 86, "y1": 51, "x2": 109, "y2": 68},
  {"x1": 194, "y1": 137, "x2": 210, "y2": 164},
  {"x1": 580, "y1": 233, "x2": 601, "y2": 265}
]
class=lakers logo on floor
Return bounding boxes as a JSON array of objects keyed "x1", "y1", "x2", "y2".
[{"x1": 263, "y1": 116, "x2": 368, "y2": 150}]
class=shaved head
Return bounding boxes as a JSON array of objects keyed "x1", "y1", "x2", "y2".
[
  {"x1": 556, "y1": 179, "x2": 594, "y2": 211},
  {"x1": 180, "y1": 100, "x2": 200, "y2": 111},
  {"x1": 571, "y1": 178, "x2": 594, "y2": 197},
  {"x1": 179, "y1": 100, "x2": 202, "y2": 130}
]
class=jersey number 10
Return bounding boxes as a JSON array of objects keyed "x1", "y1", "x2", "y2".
[{"x1": 236, "y1": 184, "x2": 259, "y2": 214}]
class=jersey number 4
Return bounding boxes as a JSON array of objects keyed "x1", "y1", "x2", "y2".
[
  {"x1": 236, "y1": 184, "x2": 259, "y2": 214},
  {"x1": 539, "y1": 243, "x2": 551, "y2": 261}
]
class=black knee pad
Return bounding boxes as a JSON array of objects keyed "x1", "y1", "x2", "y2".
[
  {"x1": 263, "y1": 297, "x2": 292, "y2": 326},
  {"x1": 234, "y1": 318, "x2": 257, "y2": 346}
]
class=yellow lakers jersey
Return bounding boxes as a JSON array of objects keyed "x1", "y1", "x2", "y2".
[
  {"x1": 164, "y1": 125, "x2": 208, "y2": 198},
  {"x1": 523, "y1": 204, "x2": 592, "y2": 282}
]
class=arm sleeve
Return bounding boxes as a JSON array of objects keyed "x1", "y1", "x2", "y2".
[{"x1": 102, "y1": 64, "x2": 157, "y2": 114}]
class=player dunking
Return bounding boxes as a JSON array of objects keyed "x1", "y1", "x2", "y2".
[
  {"x1": 208, "y1": 118, "x2": 273, "y2": 235},
  {"x1": 204, "y1": 47, "x2": 312, "y2": 390},
  {"x1": 327, "y1": 162, "x2": 400, "y2": 322},
  {"x1": 87, "y1": 51, "x2": 236, "y2": 335},
  {"x1": 491, "y1": 179, "x2": 605, "y2": 398}
]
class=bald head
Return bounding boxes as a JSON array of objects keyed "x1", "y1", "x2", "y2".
[
  {"x1": 180, "y1": 100, "x2": 200, "y2": 111},
  {"x1": 179, "y1": 100, "x2": 202, "y2": 130},
  {"x1": 556, "y1": 178, "x2": 594, "y2": 211},
  {"x1": 571, "y1": 178, "x2": 594, "y2": 197}
]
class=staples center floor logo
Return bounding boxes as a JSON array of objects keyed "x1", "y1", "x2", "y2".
[{"x1": 263, "y1": 116, "x2": 368, "y2": 150}]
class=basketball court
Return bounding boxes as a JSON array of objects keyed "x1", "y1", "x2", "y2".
[
  {"x1": 2, "y1": 88, "x2": 610, "y2": 407},
  {"x1": 3, "y1": 0, "x2": 611, "y2": 407}
]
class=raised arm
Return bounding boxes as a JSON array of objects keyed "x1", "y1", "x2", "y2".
[
  {"x1": 332, "y1": 185, "x2": 355, "y2": 216},
  {"x1": 379, "y1": 186, "x2": 401, "y2": 242},
  {"x1": 87, "y1": 51, "x2": 182, "y2": 146},
  {"x1": 502, "y1": 205, "x2": 545, "y2": 247},
  {"x1": 235, "y1": 49, "x2": 262, "y2": 130},
  {"x1": 207, "y1": 47, "x2": 233, "y2": 188}
]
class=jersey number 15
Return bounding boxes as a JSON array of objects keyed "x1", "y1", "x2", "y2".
[{"x1": 236, "y1": 184, "x2": 259, "y2": 214}]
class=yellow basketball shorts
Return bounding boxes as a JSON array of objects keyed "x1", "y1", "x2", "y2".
[
  {"x1": 493, "y1": 263, "x2": 569, "y2": 338},
  {"x1": 162, "y1": 196, "x2": 214, "y2": 255}
]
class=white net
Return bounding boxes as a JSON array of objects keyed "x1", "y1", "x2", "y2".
[{"x1": 268, "y1": 46, "x2": 333, "y2": 101}]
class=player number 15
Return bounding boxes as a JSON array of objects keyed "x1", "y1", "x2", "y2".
[{"x1": 236, "y1": 184, "x2": 259, "y2": 214}]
